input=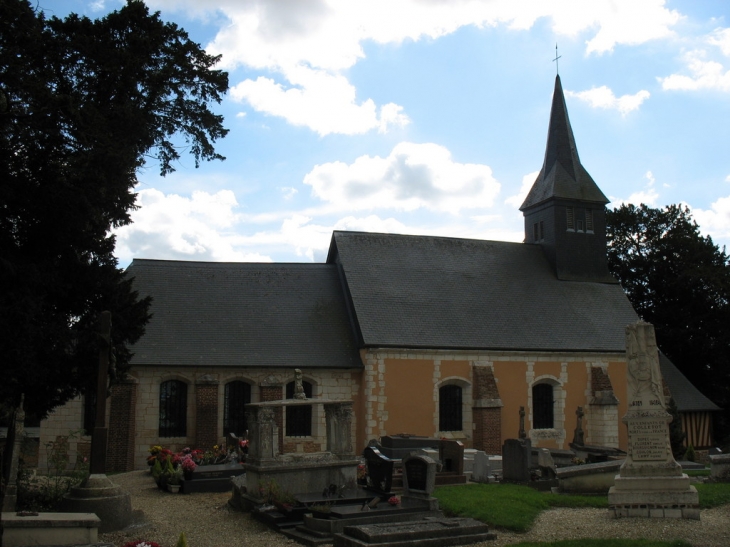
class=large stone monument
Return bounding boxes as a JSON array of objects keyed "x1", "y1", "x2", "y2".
[{"x1": 608, "y1": 321, "x2": 699, "y2": 519}]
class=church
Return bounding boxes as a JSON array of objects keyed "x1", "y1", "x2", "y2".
[{"x1": 35, "y1": 76, "x2": 719, "y2": 471}]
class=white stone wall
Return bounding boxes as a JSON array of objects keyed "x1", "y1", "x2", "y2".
[
  {"x1": 130, "y1": 366, "x2": 361, "y2": 469},
  {"x1": 37, "y1": 395, "x2": 96, "y2": 471}
]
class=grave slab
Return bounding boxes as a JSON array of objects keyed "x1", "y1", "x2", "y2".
[
  {"x1": 333, "y1": 517, "x2": 496, "y2": 547},
  {"x1": 1, "y1": 512, "x2": 100, "y2": 546}
]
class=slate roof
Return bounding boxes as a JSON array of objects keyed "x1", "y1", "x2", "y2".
[
  {"x1": 126, "y1": 259, "x2": 362, "y2": 369},
  {"x1": 328, "y1": 231, "x2": 638, "y2": 352},
  {"x1": 659, "y1": 352, "x2": 721, "y2": 412},
  {"x1": 521, "y1": 75, "x2": 609, "y2": 210}
]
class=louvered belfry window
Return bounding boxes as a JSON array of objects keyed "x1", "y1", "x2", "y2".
[
  {"x1": 585, "y1": 209, "x2": 594, "y2": 232},
  {"x1": 159, "y1": 380, "x2": 187, "y2": 437},
  {"x1": 566, "y1": 207, "x2": 575, "y2": 230},
  {"x1": 224, "y1": 381, "x2": 251, "y2": 437},
  {"x1": 286, "y1": 380, "x2": 313, "y2": 436},
  {"x1": 439, "y1": 384, "x2": 463, "y2": 432},
  {"x1": 532, "y1": 383, "x2": 554, "y2": 429}
]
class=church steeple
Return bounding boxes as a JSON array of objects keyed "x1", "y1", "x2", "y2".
[{"x1": 520, "y1": 75, "x2": 615, "y2": 283}]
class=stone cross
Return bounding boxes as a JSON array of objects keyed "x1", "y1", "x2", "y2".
[
  {"x1": 1, "y1": 394, "x2": 26, "y2": 512},
  {"x1": 89, "y1": 311, "x2": 112, "y2": 475}
]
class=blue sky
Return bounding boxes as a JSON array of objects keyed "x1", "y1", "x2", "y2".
[{"x1": 41, "y1": 1, "x2": 730, "y2": 266}]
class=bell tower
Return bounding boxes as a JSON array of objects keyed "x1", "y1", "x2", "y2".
[{"x1": 520, "y1": 75, "x2": 616, "y2": 283}]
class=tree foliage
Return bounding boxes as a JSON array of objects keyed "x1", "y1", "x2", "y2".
[
  {"x1": 0, "y1": 0, "x2": 228, "y2": 418},
  {"x1": 606, "y1": 203, "x2": 730, "y2": 437}
]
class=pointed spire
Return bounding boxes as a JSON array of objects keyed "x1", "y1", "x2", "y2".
[{"x1": 520, "y1": 75, "x2": 608, "y2": 211}]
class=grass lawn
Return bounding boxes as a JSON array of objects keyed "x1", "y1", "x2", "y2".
[{"x1": 434, "y1": 481, "x2": 730, "y2": 533}]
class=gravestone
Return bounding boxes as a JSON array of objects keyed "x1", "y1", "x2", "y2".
[
  {"x1": 502, "y1": 438, "x2": 531, "y2": 483},
  {"x1": 536, "y1": 448, "x2": 557, "y2": 480},
  {"x1": 471, "y1": 451, "x2": 491, "y2": 483},
  {"x1": 608, "y1": 321, "x2": 699, "y2": 519},
  {"x1": 402, "y1": 454, "x2": 438, "y2": 511},
  {"x1": 377, "y1": 435, "x2": 439, "y2": 461},
  {"x1": 363, "y1": 446, "x2": 394, "y2": 494},
  {"x1": 438, "y1": 440, "x2": 464, "y2": 475}
]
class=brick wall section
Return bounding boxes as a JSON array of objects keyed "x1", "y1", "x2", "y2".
[
  {"x1": 260, "y1": 385, "x2": 284, "y2": 455},
  {"x1": 195, "y1": 382, "x2": 219, "y2": 450},
  {"x1": 283, "y1": 440, "x2": 321, "y2": 453},
  {"x1": 473, "y1": 366, "x2": 500, "y2": 400},
  {"x1": 472, "y1": 365, "x2": 502, "y2": 454},
  {"x1": 473, "y1": 407, "x2": 502, "y2": 454},
  {"x1": 108, "y1": 380, "x2": 137, "y2": 472},
  {"x1": 591, "y1": 366, "x2": 614, "y2": 393}
]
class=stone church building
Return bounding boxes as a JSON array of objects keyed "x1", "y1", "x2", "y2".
[{"x1": 33, "y1": 76, "x2": 719, "y2": 471}]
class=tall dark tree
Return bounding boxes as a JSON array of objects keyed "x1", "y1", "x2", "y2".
[
  {"x1": 606, "y1": 203, "x2": 730, "y2": 438},
  {"x1": 0, "y1": 0, "x2": 228, "y2": 418}
]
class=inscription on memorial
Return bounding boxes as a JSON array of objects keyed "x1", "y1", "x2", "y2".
[{"x1": 628, "y1": 419, "x2": 667, "y2": 461}]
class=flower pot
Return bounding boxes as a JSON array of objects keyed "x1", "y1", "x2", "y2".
[{"x1": 167, "y1": 484, "x2": 181, "y2": 493}]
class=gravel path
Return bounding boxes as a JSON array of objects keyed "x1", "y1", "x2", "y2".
[{"x1": 100, "y1": 471, "x2": 730, "y2": 547}]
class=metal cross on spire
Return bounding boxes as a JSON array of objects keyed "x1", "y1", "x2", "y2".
[{"x1": 553, "y1": 43, "x2": 561, "y2": 75}]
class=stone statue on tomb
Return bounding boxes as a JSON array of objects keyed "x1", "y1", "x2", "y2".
[
  {"x1": 626, "y1": 321, "x2": 664, "y2": 408},
  {"x1": 518, "y1": 406, "x2": 526, "y2": 439},
  {"x1": 293, "y1": 368, "x2": 307, "y2": 400},
  {"x1": 573, "y1": 406, "x2": 585, "y2": 446}
]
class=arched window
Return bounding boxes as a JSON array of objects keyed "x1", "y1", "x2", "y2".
[
  {"x1": 224, "y1": 381, "x2": 251, "y2": 437},
  {"x1": 285, "y1": 380, "x2": 312, "y2": 437},
  {"x1": 439, "y1": 384, "x2": 463, "y2": 432},
  {"x1": 159, "y1": 380, "x2": 187, "y2": 437},
  {"x1": 532, "y1": 383, "x2": 554, "y2": 429}
]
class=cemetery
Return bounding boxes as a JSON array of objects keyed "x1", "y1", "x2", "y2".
[{"x1": 3, "y1": 335, "x2": 730, "y2": 546}]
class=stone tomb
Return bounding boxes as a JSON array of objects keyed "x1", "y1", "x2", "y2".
[
  {"x1": 182, "y1": 461, "x2": 246, "y2": 493},
  {"x1": 608, "y1": 321, "x2": 699, "y2": 519},
  {"x1": 234, "y1": 398, "x2": 359, "y2": 511},
  {"x1": 362, "y1": 446, "x2": 395, "y2": 495}
]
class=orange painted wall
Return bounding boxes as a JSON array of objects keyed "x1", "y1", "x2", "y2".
[
  {"x1": 492, "y1": 361, "x2": 528, "y2": 443},
  {"x1": 608, "y1": 360, "x2": 629, "y2": 450},
  {"x1": 383, "y1": 359, "x2": 435, "y2": 435},
  {"x1": 440, "y1": 360, "x2": 471, "y2": 382}
]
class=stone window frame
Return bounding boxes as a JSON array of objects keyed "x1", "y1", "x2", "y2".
[
  {"x1": 284, "y1": 375, "x2": 320, "y2": 439},
  {"x1": 528, "y1": 375, "x2": 565, "y2": 442},
  {"x1": 223, "y1": 380, "x2": 252, "y2": 439},
  {"x1": 158, "y1": 377, "x2": 189, "y2": 438},
  {"x1": 435, "y1": 377, "x2": 472, "y2": 440}
]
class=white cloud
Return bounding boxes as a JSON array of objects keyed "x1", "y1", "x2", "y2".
[
  {"x1": 692, "y1": 195, "x2": 730, "y2": 245},
  {"x1": 114, "y1": 188, "x2": 271, "y2": 264},
  {"x1": 280, "y1": 186, "x2": 298, "y2": 200},
  {"x1": 611, "y1": 171, "x2": 660, "y2": 207},
  {"x1": 230, "y1": 68, "x2": 409, "y2": 136},
  {"x1": 505, "y1": 171, "x2": 540, "y2": 208},
  {"x1": 660, "y1": 49, "x2": 730, "y2": 92},
  {"x1": 708, "y1": 27, "x2": 730, "y2": 57},
  {"x1": 303, "y1": 142, "x2": 500, "y2": 214},
  {"x1": 150, "y1": 0, "x2": 680, "y2": 134},
  {"x1": 566, "y1": 86, "x2": 650, "y2": 115}
]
